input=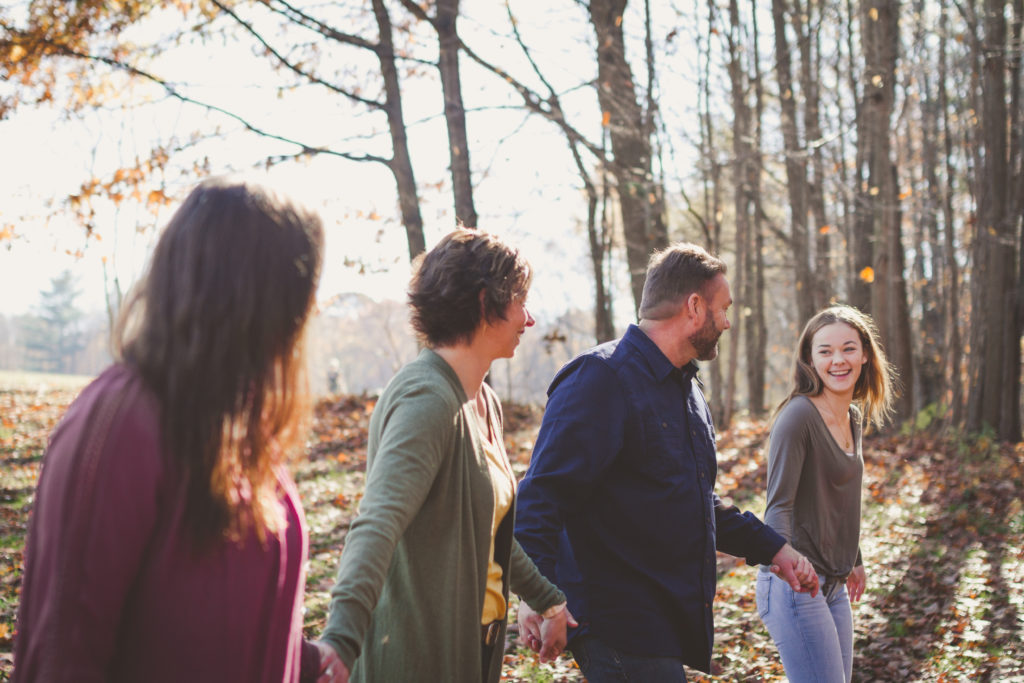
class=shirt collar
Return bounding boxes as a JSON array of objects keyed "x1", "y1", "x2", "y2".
[{"x1": 622, "y1": 324, "x2": 701, "y2": 385}]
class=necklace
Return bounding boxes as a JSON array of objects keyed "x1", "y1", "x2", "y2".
[{"x1": 818, "y1": 397, "x2": 853, "y2": 451}]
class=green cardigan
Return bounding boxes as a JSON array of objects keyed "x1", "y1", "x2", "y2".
[{"x1": 321, "y1": 349, "x2": 565, "y2": 683}]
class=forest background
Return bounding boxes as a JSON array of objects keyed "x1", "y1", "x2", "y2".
[
  {"x1": 2, "y1": 0, "x2": 1023, "y2": 439},
  {"x1": 2, "y1": 2, "x2": 1024, "y2": 681}
]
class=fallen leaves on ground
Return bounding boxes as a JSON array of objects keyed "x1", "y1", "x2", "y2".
[{"x1": 0, "y1": 389, "x2": 1022, "y2": 683}]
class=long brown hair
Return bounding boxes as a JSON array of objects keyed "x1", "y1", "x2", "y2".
[
  {"x1": 115, "y1": 178, "x2": 324, "y2": 548},
  {"x1": 779, "y1": 304, "x2": 898, "y2": 430}
]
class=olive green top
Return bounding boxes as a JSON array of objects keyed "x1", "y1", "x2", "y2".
[
  {"x1": 321, "y1": 348, "x2": 564, "y2": 683},
  {"x1": 764, "y1": 395, "x2": 864, "y2": 577}
]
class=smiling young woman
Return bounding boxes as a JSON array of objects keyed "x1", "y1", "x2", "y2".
[{"x1": 757, "y1": 305, "x2": 898, "y2": 683}]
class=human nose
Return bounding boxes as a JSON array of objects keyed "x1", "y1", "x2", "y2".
[{"x1": 525, "y1": 308, "x2": 535, "y2": 327}]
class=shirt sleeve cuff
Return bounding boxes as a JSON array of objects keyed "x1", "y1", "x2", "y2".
[{"x1": 541, "y1": 602, "x2": 567, "y2": 619}]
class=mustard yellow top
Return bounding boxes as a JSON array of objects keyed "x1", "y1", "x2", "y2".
[{"x1": 480, "y1": 410, "x2": 516, "y2": 625}]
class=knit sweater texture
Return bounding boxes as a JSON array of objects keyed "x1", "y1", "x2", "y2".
[{"x1": 321, "y1": 349, "x2": 564, "y2": 683}]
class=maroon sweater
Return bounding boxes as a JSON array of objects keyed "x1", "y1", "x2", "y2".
[{"x1": 13, "y1": 365, "x2": 320, "y2": 682}]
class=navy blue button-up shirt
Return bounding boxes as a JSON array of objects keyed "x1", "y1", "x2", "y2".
[{"x1": 515, "y1": 324, "x2": 785, "y2": 672}]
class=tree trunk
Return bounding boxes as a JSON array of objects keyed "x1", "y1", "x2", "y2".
[
  {"x1": 435, "y1": 0, "x2": 478, "y2": 228},
  {"x1": 771, "y1": 0, "x2": 815, "y2": 323},
  {"x1": 697, "y1": 0, "x2": 725, "y2": 423},
  {"x1": 833, "y1": 0, "x2": 856, "y2": 302},
  {"x1": 856, "y1": 0, "x2": 913, "y2": 422},
  {"x1": 373, "y1": 0, "x2": 425, "y2": 259},
  {"x1": 792, "y1": 0, "x2": 831, "y2": 309},
  {"x1": 938, "y1": 0, "x2": 963, "y2": 425},
  {"x1": 746, "y1": 0, "x2": 768, "y2": 417},
  {"x1": 913, "y1": 0, "x2": 945, "y2": 412},
  {"x1": 968, "y1": 0, "x2": 1020, "y2": 440},
  {"x1": 725, "y1": 0, "x2": 749, "y2": 425},
  {"x1": 588, "y1": 0, "x2": 668, "y2": 316},
  {"x1": 570, "y1": 133, "x2": 616, "y2": 343}
]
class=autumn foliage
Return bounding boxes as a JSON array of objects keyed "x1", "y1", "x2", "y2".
[{"x1": 1, "y1": 384, "x2": 1023, "y2": 681}]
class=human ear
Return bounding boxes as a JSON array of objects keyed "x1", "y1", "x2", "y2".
[{"x1": 687, "y1": 292, "x2": 703, "y2": 318}]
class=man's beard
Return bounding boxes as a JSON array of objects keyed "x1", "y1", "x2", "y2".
[{"x1": 689, "y1": 314, "x2": 722, "y2": 361}]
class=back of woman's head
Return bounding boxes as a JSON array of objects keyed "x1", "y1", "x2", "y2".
[
  {"x1": 408, "y1": 228, "x2": 531, "y2": 347},
  {"x1": 788, "y1": 304, "x2": 897, "y2": 430},
  {"x1": 116, "y1": 178, "x2": 324, "y2": 548}
]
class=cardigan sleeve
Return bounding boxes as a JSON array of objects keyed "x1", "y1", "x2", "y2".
[
  {"x1": 320, "y1": 378, "x2": 456, "y2": 670},
  {"x1": 507, "y1": 538, "x2": 565, "y2": 612}
]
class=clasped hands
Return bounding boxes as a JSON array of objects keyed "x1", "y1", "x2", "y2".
[
  {"x1": 769, "y1": 542, "x2": 820, "y2": 597},
  {"x1": 312, "y1": 602, "x2": 578, "y2": 680},
  {"x1": 517, "y1": 601, "x2": 579, "y2": 663}
]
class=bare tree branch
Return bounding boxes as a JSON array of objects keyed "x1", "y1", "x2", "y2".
[
  {"x1": 210, "y1": 0, "x2": 383, "y2": 110},
  {"x1": 28, "y1": 34, "x2": 389, "y2": 165}
]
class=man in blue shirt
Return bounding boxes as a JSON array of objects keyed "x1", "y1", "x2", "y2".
[{"x1": 515, "y1": 243, "x2": 818, "y2": 681}]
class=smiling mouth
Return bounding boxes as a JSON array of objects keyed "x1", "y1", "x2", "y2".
[{"x1": 829, "y1": 368, "x2": 851, "y2": 378}]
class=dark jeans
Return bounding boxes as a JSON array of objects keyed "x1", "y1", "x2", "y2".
[{"x1": 571, "y1": 635, "x2": 688, "y2": 682}]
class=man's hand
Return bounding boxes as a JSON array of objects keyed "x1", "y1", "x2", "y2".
[
  {"x1": 770, "y1": 543, "x2": 819, "y2": 597},
  {"x1": 517, "y1": 602, "x2": 578, "y2": 662},
  {"x1": 314, "y1": 640, "x2": 350, "y2": 683},
  {"x1": 847, "y1": 564, "x2": 866, "y2": 603}
]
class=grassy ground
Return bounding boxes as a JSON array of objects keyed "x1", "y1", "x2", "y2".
[
  {"x1": 1, "y1": 382, "x2": 1022, "y2": 681},
  {"x1": 0, "y1": 370, "x2": 93, "y2": 392}
]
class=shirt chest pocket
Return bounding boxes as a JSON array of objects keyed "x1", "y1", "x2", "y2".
[{"x1": 638, "y1": 415, "x2": 685, "y2": 476}]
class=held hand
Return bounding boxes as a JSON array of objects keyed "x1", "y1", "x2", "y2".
[
  {"x1": 537, "y1": 604, "x2": 578, "y2": 663},
  {"x1": 770, "y1": 543, "x2": 819, "y2": 598},
  {"x1": 517, "y1": 602, "x2": 544, "y2": 653},
  {"x1": 847, "y1": 564, "x2": 866, "y2": 603},
  {"x1": 314, "y1": 641, "x2": 350, "y2": 683}
]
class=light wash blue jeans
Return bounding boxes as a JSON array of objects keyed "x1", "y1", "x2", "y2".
[{"x1": 756, "y1": 568, "x2": 853, "y2": 683}]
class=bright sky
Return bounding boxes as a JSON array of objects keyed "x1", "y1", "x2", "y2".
[{"x1": 0, "y1": 1, "x2": 692, "y2": 328}]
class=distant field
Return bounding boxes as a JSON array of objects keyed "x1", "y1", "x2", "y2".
[{"x1": 0, "y1": 370, "x2": 94, "y2": 392}]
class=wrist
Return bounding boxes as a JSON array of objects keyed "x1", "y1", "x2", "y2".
[{"x1": 541, "y1": 602, "x2": 567, "y2": 620}]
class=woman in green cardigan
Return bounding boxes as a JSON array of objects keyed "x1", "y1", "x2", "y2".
[{"x1": 318, "y1": 229, "x2": 575, "y2": 683}]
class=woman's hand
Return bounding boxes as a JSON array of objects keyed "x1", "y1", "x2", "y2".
[
  {"x1": 517, "y1": 602, "x2": 578, "y2": 662},
  {"x1": 517, "y1": 602, "x2": 544, "y2": 654},
  {"x1": 314, "y1": 640, "x2": 350, "y2": 683},
  {"x1": 770, "y1": 543, "x2": 820, "y2": 597},
  {"x1": 847, "y1": 564, "x2": 866, "y2": 603}
]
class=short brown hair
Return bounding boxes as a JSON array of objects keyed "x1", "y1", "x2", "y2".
[
  {"x1": 639, "y1": 243, "x2": 727, "y2": 320},
  {"x1": 408, "y1": 228, "x2": 531, "y2": 347},
  {"x1": 115, "y1": 178, "x2": 323, "y2": 548}
]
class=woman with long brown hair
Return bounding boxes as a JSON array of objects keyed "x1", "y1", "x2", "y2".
[
  {"x1": 756, "y1": 305, "x2": 897, "y2": 682},
  {"x1": 14, "y1": 178, "x2": 333, "y2": 682}
]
